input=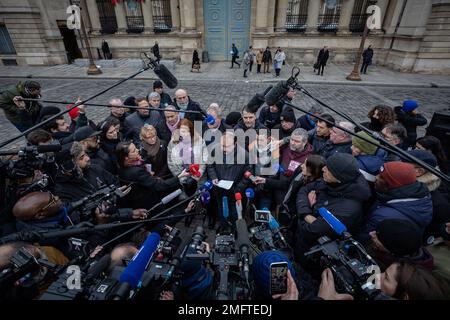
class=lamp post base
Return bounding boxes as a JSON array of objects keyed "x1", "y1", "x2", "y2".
[
  {"x1": 346, "y1": 71, "x2": 361, "y2": 81},
  {"x1": 87, "y1": 64, "x2": 102, "y2": 75}
]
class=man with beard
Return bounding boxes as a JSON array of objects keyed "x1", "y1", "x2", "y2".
[
  {"x1": 0, "y1": 80, "x2": 42, "y2": 132},
  {"x1": 172, "y1": 89, "x2": 204, "y2": 122},
  {"x1": 124, "y1": 97, "x2": 162, "y2": 144}
]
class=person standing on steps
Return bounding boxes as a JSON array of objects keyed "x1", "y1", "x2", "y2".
[{"x1": 316, "y1": 46, "x2": 329, "y2": 76}]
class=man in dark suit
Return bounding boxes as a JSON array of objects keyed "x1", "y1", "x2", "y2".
[{"x1": 315, "y1": 46, "x2": 329, "y2": 76}]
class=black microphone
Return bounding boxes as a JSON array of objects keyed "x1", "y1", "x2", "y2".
[
  {"x1": 235, "y1": 219, "x2": 251, "y2": 282},
  {"x1": 264, "y1": 67, "x2": 301, "y2": 106},
  {"x1": 85, "y1": 254, "x2": 111, "y2": 284},
  {"x1": 0, "y1": 144, "x2": 62, "y2": 156},
  {"x1": 143, "y1": 52, "x2": 178, "y2": 89},
  {"x1": 246, "y1": 85, "x2": 273, "y2": 113}
]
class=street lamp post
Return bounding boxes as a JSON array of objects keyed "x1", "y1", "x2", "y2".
[
  {"x1": 72, "y1": 0, "x2": 102, "y2": 75},
  {"x1": 346, "y1": 11, "x2": 372, "y2": 81}
]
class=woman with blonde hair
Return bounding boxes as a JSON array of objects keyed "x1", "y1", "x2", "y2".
[{"x1": 139, "y1": 124, "x2": 172, "y2": 179}]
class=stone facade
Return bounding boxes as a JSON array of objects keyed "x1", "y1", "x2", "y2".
[{"x1": 0, "y1": 0, "x2": 449, "y2": 74}]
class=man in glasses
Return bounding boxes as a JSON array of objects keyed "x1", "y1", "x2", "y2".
[{"x1": 73, "y1": 126, "x2": 114, "y2": 174}]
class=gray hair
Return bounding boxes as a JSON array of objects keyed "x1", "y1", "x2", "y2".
[
  {"x1": 207, "y1": 103, "x2": 221, "y2": 117},
  {"x1": 308, "y1": 105, "x2": 323, "y2": 114},
  {"x1": 148, "y1": 92, "x2": 160, "y2": 100},
  {"x1": 109, "y1": 98, "x2": 122, "y2": 107},
  {"x1": 291, "y1": 128, "x2": 309, "y2": 143},
  {"x1": 336, "y1": 121, "x2": 355, "y2": 138},
  {"x1": 70, "y1": 141, "x2": 85, "y2": 159}
]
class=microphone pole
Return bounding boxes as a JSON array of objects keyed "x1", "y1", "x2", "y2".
[
  {"x1": 0, "y1": 65, "x2": 154, "y2": 149},
  {"x1": 283, "y1": 100, "x2": 450, "y2": 184}
]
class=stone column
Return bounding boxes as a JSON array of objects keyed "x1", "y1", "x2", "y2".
[
  {"x1": 141, "y1": 0, "x2": 155, "y2": 34},
  {"x1": 180, "y1": 0, "x2": 196, "y2": 32},
  {"x1": 275, "y1": 0, "x2": 289, "y2": 32},
  {"x1": 255, "y1": 0, "x2": 269, "y2": 33},
  {"x1": 338, "y1": 0, "x2": 355, "y2": 35},
  {"x1": 114, "y1": 1, "x2": 128, "y2": 34},
  {"x1": 306, "y1": 0, "x2": 320, "y2": 34},
  {"x1": 376, "y1": 0, "x2": 390, "y2": 25},
  {"x1": 267, "y1": 0, "x2": 276, "y2": 33},
  {"x1": 85, "y1": 0, "x2": 102, "y2": 35},
  {"x1": 170, "y1": 0, "x2": 181, "y2": 32}
]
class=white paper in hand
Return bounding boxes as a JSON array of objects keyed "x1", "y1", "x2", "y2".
[{"x1": 217, "y1": 180, "x2": 234, "y2": 190}]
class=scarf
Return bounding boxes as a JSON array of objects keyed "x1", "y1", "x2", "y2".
[
  {"x1": 167, "y1": 117, "x2": 180, "y2": 132},
  {"x1": 142, "y1": 136, "x2": 161, "y2": 157}
]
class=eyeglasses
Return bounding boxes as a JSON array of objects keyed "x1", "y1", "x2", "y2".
[{"x1": 39, "y1": 193, "x2": 59, "y2": 213}]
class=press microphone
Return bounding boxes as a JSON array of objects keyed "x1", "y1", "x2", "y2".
[
  {"x1": 245, "y1": 188, "x2": 255, "y2": 221},
  {"x1": 244, "y1": 171, "x2": 257, "y2": 183},
  {"x1": 161, "y1": 189, "x2": 182, "y2": 205},
  {"x1": 222, "y1": 196, "x2": 229, "y2": 220},
  {"x1": 265, "y1": 67, "x2": 300, "y2": 106},
  {"x1": 199, "y1": 180, "x2": 213, "y2": 193},
  {"x1": 318, "y1": 207, "x2": 347, "y2": 236},
  {"x1": 85, "y1": 254, "x2": 111, "y2": 284},
  {"x1": 206, "y1": 114, "x2": 216, "y2": 126},
  {"x1": 142, "y1": 52, "x2": 178, "y2": 89},
  {"x1": 0, "y1": 144, "x2": 62, "y2": 156},
  {"x1": 189, "y1": 164, "x2": 201, "y2": 178},
  {"x1": 246, "y1": 85, "x2": 273, "y2": 113},
  {"x1": 113, "y1": 232, "x2": 161, "y2": 300},
  {"x1": 268, "y1": 213, "x2": 288, "y2": 247},
  {"x1": 235, "y1": 192, "x2": 243, "y2": 220}
]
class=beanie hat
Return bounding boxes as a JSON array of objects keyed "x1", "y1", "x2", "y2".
[
  {"x1": 376, "y1": 219, "x2": 422, "y2": 256},
  {"x1": 326, "y1": 153, "x2": 360, "y2": 184},
  {"x1": 66, "y1": 104, "x2": 79, "y2": 120},
  {"x1": 280, "y1": 107, "x2": 296, "y2": 124},
  {"x1": 38, "y1": 106, "x2": 61, "y2": 123},
  {"x1": 225, "y1": 111, "x2": 242, "y2": 127},
  {"x1": 251, "y1": 250, "x2": 296, "y2": 299},
  {"x1": 402, "y1": 100, "x2": 419, "y2": 112},
  {"x1": 153, "y1": 80, "x2": 163, "y2": 89},
  {"x1": 352, "y1": 131, "x2": 379, "y2": 155},
  {"x1": 123, "y1": 96, "x2": 137, "y2": 107},
  {"x1": 379, "y1": 162, "x2": 416, "y2": 189},
  {"x1": 405, "y1": 150, "x2": 437, "y2": 168}
]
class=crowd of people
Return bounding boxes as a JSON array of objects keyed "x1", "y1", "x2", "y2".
[{"x1": 0, "y1": 78, "x2": 449, "y2": 301}]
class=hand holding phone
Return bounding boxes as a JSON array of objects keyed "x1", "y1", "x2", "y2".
[{"x1": 270, "y1": 262, "x2": 288, "y2": 296}]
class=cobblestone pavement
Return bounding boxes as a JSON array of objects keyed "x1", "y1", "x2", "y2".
[{"x1": 1, "y1": 77, "x2": 450, "y2": 147}]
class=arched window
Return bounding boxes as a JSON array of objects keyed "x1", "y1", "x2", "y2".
[
  {"x1": 151, "y1": 0, "x2": 172, "y2": 33},
  {"x1": 349, "y1": 0, "x2": 372, "y2": 33},
  {"x1": 96, "y1": 0, "x2": 118, "y2": 34},
  {"x1": 286, "y1": 0, "x2": 309, "y2": 32},
  {"x1": 318, "y1": 0, "x2": 343, "y2": 32},
  {"x1": 125, "y1": 0, "x2": 144, "y2": 33}
]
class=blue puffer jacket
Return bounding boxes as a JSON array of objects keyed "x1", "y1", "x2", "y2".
[
  {"x1": 359, "y1": 182, "x2": 433, "y2": 243},
  {"x1": 356, "y1": 154, "x2": 385, "y2": 182}
]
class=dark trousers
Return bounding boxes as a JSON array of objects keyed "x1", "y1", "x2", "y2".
[
  {"x1": 361, "y1": 62, "x2": 369, "y2": 74},
  {"x1": 275, "y1": 68, "x2": 281, "y2": 76},
  {"x1": 231, "y1": 56, "x2": 240, "y2": 68},
  {"x1": 257, "y1": 64, "x2": 262, "y2": 73},
  {"x1": 263, "y1": 62, "x2": 270, "y2": 73},
  {"x1": 317, "y1": 64, "x2": 325, "y2": 75},
  {"x1": 249, "y1": 61, "x2": 254, "y2": 72}
]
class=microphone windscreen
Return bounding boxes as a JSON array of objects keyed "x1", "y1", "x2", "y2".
[
  {"x1": 235, "y1": 192, "x2": 242, "y2": 201},
  {"x1": 161, "y1": 189, "x2": 182, "y2": 204},
  {"x1": 201, "y1": 191, "x2": 211, "y2": 205},
  {"x1": 245, "y1": 188, "x2": 255, "y2": 199},
  {"x1": 246, "y1": 94, "x2": 265, "y2": 113},
  {"x1": 262, "y1": 85, "x2": 274, "y2": 96},
  {"x1": 318, "y1": 207, "x2": 347, "y2": 236},
  {"x1": 244, "y1": 171, "x2": 252, "y2": 179},
  {"x1": 268, "y1": 214, "x2": 280, "y2": 230},
  {"x1": 36, "y1": 144, "x2": 62, "y2": 153},
  {"x1": 119, "y1": 232, "x2": 161, "y2": 289},
  {"x1": 202, "y1": 180, "x2": 213, "y2": 191},
  {"x1": 206, "y1": 115, "x2": 216, "y2": 125},
  {"x1": 236, "y1": 219, "x2": 251, "y2": 248},
  {"x1": 87, "y1": 254, "x2": 111, "y2": 279},
  {"x1": 222, "y1": 196, "x2": 229, "y2": 219},
  {"x1": 265, "y1": 81, "x2": 289, "y2": 106},
  {"x1": 153, "y1": 63, "x2": 178, "y2": 89}
]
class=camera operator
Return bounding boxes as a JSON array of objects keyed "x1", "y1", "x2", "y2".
[{"x1": 0, "y1": 80, "x2": 42, "y2": 132}]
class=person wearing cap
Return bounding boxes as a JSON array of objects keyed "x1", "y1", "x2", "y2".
[
  {"x1": 73, "y1": 125, "x2": 114, "y2": 174},
  {"x1": 368, "y1": 218, "x2": 434, "y2": 271},
  {"x1": 319, "y1": 121, "x2": 354, "y2": 159},
  {"x1": 0, "y1": 80, "x2": 42, "y2": 132},
  {"x1": 360, "y1": 161, "x2": 433, "y2": 243},
  {"x1": 294, "y1": 153, "x2": 371, "y2": 260},
  {"x1": 351, "y1": 131, "x2": 385, "y2": 182},
  {"x1": 296, "y1": 105, "x2": 323, "y2": 131},
  {"x1": 403, "y1": 150, "x2": 450, "y2": 242},
  {"x1": 394, "y1": 100, "x2": 428, "y2": 148},
  {"x1": 152, "y1": 80, "x2": 172, "y2": 108},
  {"x1": 273, "y1": 107, "x2": 298, "y2": 139},
  {"x1": 258, "y1": 102, "x2": 282, "y2": 129}
]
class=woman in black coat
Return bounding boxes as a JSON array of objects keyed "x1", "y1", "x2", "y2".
[{"x1": 98, "y1": 117, "x2": 122, "y2": 175}]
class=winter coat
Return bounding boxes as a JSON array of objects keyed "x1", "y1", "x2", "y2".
[
  {"x1": 256, "y1": 51, "x2": 263, "y2": 64},
  {"x1": 308, "y1": 128, "x2": 330, "y2": 155},
  {"x1": 274, "y1": 51, "x2": 286, "y2": 69},
  {"x1": 158, "y1": 92, "x2": 173, "y2": 109},
  {"x1": 118, "y1": 165, "x2": 181, "y2": 210},
  {"x1": 362, "y1": 48, "x2": 374, "y2": 64},
  {"x1": 86, "y1": 147, "x2": 116, "y2": 175},
  {"x1": 140, "y1": 140, "x2": 172, "y2": 179},
  {"x1": 124, "y1": 111, "x2": 162, "y2": 144},
  {"x1": 202, "y1": 119, "x2": 231, "y2": 147},
  {"x1": 273, "y1": 122, "x2": 299, "y2": 140},
  {"x1": 258, "y1": 105, "x2": 282, "y2": 129},
  {"x1": 319, "y1": 140, "x2": 352, "y2": 159},
  {"x1": 0, "y1": 82, "x2": 42, "y2": 131},
  {"x1": 281, "y1": 143, "x2": 313, "y2": 176},
  {"x1": 232, "y1": 46, "x2": 239, "y2": 58},
  {"x1": 297, "y1": 115, "x2": 316, "y2": 131},
  {"x1": 295, "y1": 175, "x2": 371, "y2": 245},
  {"x1": 360, "y1": 182, "x2": 433, "y2": 242},
  {"x1": 394, "y1": 106, "x2": 428, "y2": 147},
  {"x1": 356, "y1": 153, "x2": 385, "y2": 182},
  {"x1": 172, "y1": 96, "x2": 205, "y2": 123},
  {"x1": 234, "y1": 119, "x2": 267, "y2": 151},
  {"x1": 317, "y1": 49, "x2": 329, "y2": 66},
  {"x1": 100, "y1": 138, "x2": 120, "y2": 175},
  {"x1": 262, "y1": 49, "x2": 272, "y2": 63}
]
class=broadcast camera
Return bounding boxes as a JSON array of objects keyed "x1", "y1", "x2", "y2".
[{"x1": 304, "y1": 208, "x2": 389, "y2": 300}]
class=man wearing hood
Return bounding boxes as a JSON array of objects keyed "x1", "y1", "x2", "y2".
[
  {"x1": 0, "y1": 80, "x2": 42, "y2": 132},
  {"x1": 294, "y1": 153, "x2": 372, "y2": 260},
  {"x1": 360, "y1": 161, "x2": 433, "y2": 243},
  {"x1": 403, "y1": 150, "x2": 450, "y2": 243}
]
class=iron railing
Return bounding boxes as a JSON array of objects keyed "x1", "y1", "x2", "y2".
[
  {"x1": 96, "y1": 0, "x2": 118, "y2": 34},
  {"x1": 152, "y1": 0, "x2": 173, "y2": 32}
]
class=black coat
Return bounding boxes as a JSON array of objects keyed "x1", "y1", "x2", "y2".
[
  {"x1": 317, "y1": 49, "x2": 329, "y2": 66},
  {"x1": 296, "y1": 115, "x2": 316, "y2": 131},
  {"x1": 124, "y1": 111, "x2": 162, "y2": 144},
  {"x1": 172, "y1": 97, "x2": 205, "y2": 122},
  {"x1": 362, "y1": 48, "x2": 374, "y2": 64},
  {"x1": 295, "y1": 175, "x2": 371, "y2": 246},
  {"x1": 308, "y1": 129, "x2": 330, "y2": 154},
  {"x1": 118, "y1": 165, "x2": 180, "y2": 210},
  {"x1": 394, "y1": 107, "x2": 428, "y2": 147},
  {"x1": 140, "y1": 140, "x2": 172, "y2": 179},
  {"x1": 155, "y1": 120, "x2": 174, "y2": 144},
  {"x1": 159, "y1": 92, "x2": 173, "y2": 108},
  {"x1": 319, "y1": 140, "x2": 353, "y2": 159},
  {"x1": 86, "y1": 147, "x2": 115, "y2": 175},
  {"x1": 262, "y1": 49, "x2": 272, "y2": 63},
  {"x1": 258, "y1": 106, "x2": 281, "y2": 129}
]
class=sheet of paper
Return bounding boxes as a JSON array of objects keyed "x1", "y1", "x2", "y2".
[{"x1": 216, "y1": 180, "x2": 234, "y2": 190}]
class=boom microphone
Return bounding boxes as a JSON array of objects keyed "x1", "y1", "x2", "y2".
[
  {"x1": 113, "y1": 232, "x2": 161, "y2": 300},
  {"x1": 246, "y1": 85, "x2": 273, "y2": 113},
  {"x1": 318, "y1": 207, "x2": 347, "y2": 236},
  {"x1": 142, "y1": 52, "x2": 178, "y2": 89},
  {"x1": 264, "y1": 81, "x2": 290, "y2": 106}
]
